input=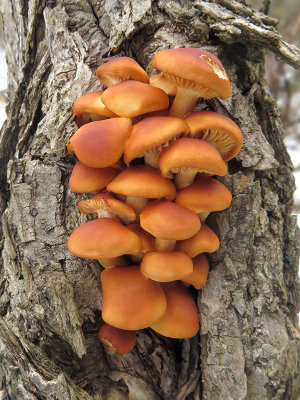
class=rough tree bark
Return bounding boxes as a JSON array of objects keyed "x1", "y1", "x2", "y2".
[{"x1": 0, "y1": 1, "x2": 299, "y2": 399}]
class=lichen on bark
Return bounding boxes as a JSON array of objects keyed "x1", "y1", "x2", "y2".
[{"x1": 0, "y1": 0, "x2": 299, "y2": 399}]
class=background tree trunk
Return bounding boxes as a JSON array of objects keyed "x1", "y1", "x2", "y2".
[{"x1": 0, "y1": 0, "x2": 299, "y2": 399}]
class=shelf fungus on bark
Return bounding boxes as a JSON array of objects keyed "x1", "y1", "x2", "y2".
[
  {"x1": 153, "y1": 48, "x2": 231, "y2": 118},
  {"x1": 158, "y1": 137, "x2": 228, "y2": 189},
  {"x1": 124, "y1": 116, "x2": 190, "y2": 168},
  {"x1": 184, "y1": 111, "x2": 243, "y2": 162}
]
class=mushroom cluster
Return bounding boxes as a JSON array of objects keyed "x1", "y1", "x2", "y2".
[{"x1": 67, "y1": 49, "x2": 243, "y2": 355}]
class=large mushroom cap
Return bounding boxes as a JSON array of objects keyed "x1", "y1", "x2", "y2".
[
  {"x1": 101, "y1": 81, "x2": 169, "y2": 118},
  {"x1": 184, "y1": 111, "x2": 243, "y2": 161},
  {"x1": 69, "y1": 161, "x2": 118, "y2": 193},
  {"x1": 107, "y1": 165, "x2": 176, "y2": 200},
  {"x1": 176, "y1": 223, "x2": 220, "y2": 258},
  {"x1": 141, "y1": 251, "x2": 193, "y2": 282},
  {"x1": 153, "y1": 48, "x2": 230, "y2": 100},
  {"x1": 176, "y1": 177, "x2": 232, "y2": 215},
  {"x1": 101, "y1": 266, "x2": 167, "y2": 330},
  {"x1": 150, "y1": 282, "x2": 199, "y2": 338},
  {"x1": 153, "y1": 48, "x2": 231, "y2": 118},
  {"x1": 67, "y1": 218, "x2": 142, "y2": 259},
  {"x1": 124, "y1": 117, "x2": 190, "y2": 167},
  {"x1": 96, "y1": 57, "x2": 149, "y2": 87},
  {"x1": 73, "y1": 90, "x2": 117, "y2": 126},
  {"x1": 140, "y1": 200, "x2": 201, "y2": 240},
  {"x1": 68, "y1": 118, "x2": 132, "y2": 168}
]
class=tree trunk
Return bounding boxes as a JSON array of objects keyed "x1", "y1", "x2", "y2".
[{"x1": 0, "y1": 1, "x2": 299, "y2": 399}]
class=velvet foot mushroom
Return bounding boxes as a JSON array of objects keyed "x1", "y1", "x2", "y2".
[
  {"x1": 67, "y1": 118, "x2": 132, "y2": 168},
  {"x1": 153, "y1": 48, "x2": 231, "y2": 118},
  {"x1": 101, "y1": 266, "x2": 167, "y2": 330},
  {"x1": 98, "y1": 323, "x2": 136, "y2": 355},
  {"x1": 73, "y1": 90, "x2": 117, "y2": 127},
  {"x1": 159, "y1": 137, "x2": 228, "y2": 189},
  {"x1": 184, "y1": 111, "x2": 243, "y2": 161},
  {"x1": 150, "y1": 282, "x2": 199, "y2": 339},
  {"x1": 124, "y1": 116, "x2": 190, "y2": 168},
  {"x1": 96, "y1": 57, "x2": 149, "y2": 87},
  {"x1": 176, "y1": 176, "x2": 232, "y2": 221},
  {"x1": 107, "y1": 165, "x2": 176, "y2": 214},
  {"x1": 140, "y1": 199, "x2": 201, "y2": 251},
  {"x1": 181, "y1": 254, "x2": 210, "y2": 289}
]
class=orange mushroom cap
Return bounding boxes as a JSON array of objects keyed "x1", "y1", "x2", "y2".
[
  {"x1": 101, "y1": 81, "x2": 169, "y2": 118},
  {"x1": 175, "y1": 223, "x2": 220, "y2": 258},
  {"x1": 98, "y1": 323, "x2": 136, "y2": 355},
  {"x1": 150, "y1": 282, "x2": 199, "y2": 338},
  {"x1": 69, "y1": 161, "x2": 118, "y2": 193},
  {"x1": 159, "y1": 137, "x2": 228, "y2": 178},
  {"x1": 101, "y1": 266, "x2": 167, "y2": 330},
  {"x1": 107, "y1": 165, "x2": 176, "y2": 200},
  {"x1": 140, "y1": 200, "x2": 201, "y2": 240},
  {"x1": 124, "y1": 117, "x2": 190, "y2": 167},
  {"x1": 67, "y1": 118, "x2": 131, "y2": 168},
  {"x1": 184, "y1": 111, "x2": 243, "y2": 161},
  {"x1": 176, "y1": 177, "x2": 232, "y2": 214},
  {"x1": 67, "y1": 218, "x2": 142, "y2": 259},
  {"x1": 73, "y1": 90, "x2": 117, "y2": 126},
  {"x1": 96, "y1": 57, "x2": 149, "y2": 87},
  {"x1": 182, "y1": 254, "x2": 210, "y2": 289},
  {"x1": 77, "y1": 192, "x2": 136, "y2": 224},
  {"x1": 127, "y1": 224, "x2": 155, "y2": 253},
  {"x1": 141, "y1": 251, "x2": 193, "y2": 282}
]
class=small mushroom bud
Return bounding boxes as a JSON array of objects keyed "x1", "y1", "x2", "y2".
[{"x1": 98, "y1": 323, "x2": 136, "y2": 355}]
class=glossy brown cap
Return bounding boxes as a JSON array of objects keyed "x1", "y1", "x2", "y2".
[
  {"x1": 101, "y1": 266, "x2": 167, "y2": 330},
  {"x1": 69, "y1": 161, "x2": 118, "y2": 193},
  {"x1": 67, "y1": 218, "x2": 142, "y2": 259},
  {"x1": 176, "y1": 177, "x2": 232, "y2": 213},
  {"x1": 159, "y1": 137, "x2": 227, "y2": 178},
  {"x1": 141, "y1": 251, "x2": 193, "y2": 282},
  {"x1": 184, "y1": 111, "x2": 243, "y2": 161},
  {"x1": 107, "y1": 165, "x2": 176, "y2": 200},
  {"x1": 153, "y1": 48, "x2": 230, "y2": 99},
  {"x1": 98, "y1": 323, "x2": 136, "y2": 355},
  {"x1": 101, "y1": 81, "x2": 169, "y2": 118},
  {"x1": 182, "y1": 254, "x2": 210, "y2": 289},
  {"x1": 124, "y1": 117, "x2": 190, "y2": 165},
  {"x1": 140, "y1": 200, "x2": 201, "y2": 240},
  {"x1": 68, "y1": 118, "x2": 131, "y2": 168},
  {"x1": 176, "y1": 224, "x2": 220, "y2": 258},
  {"x1": 150, "y1": 282, "x2": 199, "y2": 338},
  {"x1": 96, "y1": 57, "x2": 149, "y2": 87}
]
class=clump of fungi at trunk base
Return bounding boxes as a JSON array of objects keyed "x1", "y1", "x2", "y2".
[{"x1": 67, "y1": 48, "x2": 243, "y2": 355}]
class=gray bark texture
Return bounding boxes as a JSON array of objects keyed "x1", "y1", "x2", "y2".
[{"x1": 0, "y1": 0, "x2": 299, "y2": 399}]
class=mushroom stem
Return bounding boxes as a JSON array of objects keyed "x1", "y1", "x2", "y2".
[
  {"x1": 98, "y1": 256, "x2": 127, "y2": 269},
  {"x1": 198, "y1": 212, "x2": 210, "y2": 221},
  {"x1": 155, "y1": 238, "x2": 176, "y2": 252},
  {"x1": 175, "y1": 168, "x2": 198, "y2": 189},
  {"x1": 126, "y1": 196, "x2": 148, "y2": 214},
  {"x1": 168, "y1": 87, "x2": 199, "y2": 119}
]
